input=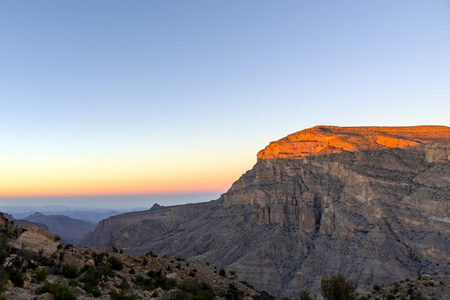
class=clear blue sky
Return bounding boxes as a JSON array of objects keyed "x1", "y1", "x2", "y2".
[{"x1": 0, "y1": 1, "x2": 449, "y2": 204}]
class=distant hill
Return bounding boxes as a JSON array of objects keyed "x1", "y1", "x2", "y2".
[
  {"x1": 1, "y1": 206, "x2": 129, "y2": 223},
  {"x1": 3, "y1": 212, "x2": 50, "y2": 231},
  {"x1": 22, "y1": 212, "x2": 95, "y2": 245}
]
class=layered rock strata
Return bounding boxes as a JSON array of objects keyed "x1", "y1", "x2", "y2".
[{"x1": 83, "y1": 126, "x2": 450, "y2": 298}]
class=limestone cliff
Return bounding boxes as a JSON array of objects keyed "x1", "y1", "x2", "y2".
[
  {"x1": 257, "y1": 125, "x2": 450, "y2": 159},
  {"x1": 83, "y1": 126, "x2": 450, "y2": 298}
]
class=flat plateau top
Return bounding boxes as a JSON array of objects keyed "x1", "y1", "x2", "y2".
[{"x1": 257, "y1": 125, "x2": 450, "y2": 159}]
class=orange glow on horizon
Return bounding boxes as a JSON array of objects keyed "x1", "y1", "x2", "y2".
[
  {"x1": 0, "y1": 185, "x2": 231, "y2": 198},
  {"x1": 0, "y1": 174, "x2": 234, "y2": 198},
  {"x1": 0, "y1": 155, "x2": 253, "y2": 198}
]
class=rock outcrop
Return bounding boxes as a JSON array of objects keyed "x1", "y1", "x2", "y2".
[
  {"x1": 83, "y1": 126, "x2": 450, "y2": 298},
  {"x1": 12, "y1": 224, "x2": 58, "y2": 258}
]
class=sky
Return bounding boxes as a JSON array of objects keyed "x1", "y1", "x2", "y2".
[{"x1": 1, "y1": 1, "x2": 449, "y2": 207}]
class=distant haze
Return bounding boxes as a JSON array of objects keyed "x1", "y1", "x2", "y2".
[{"x1": 0, "y1": 192, "x2": 222, "y2": 210}]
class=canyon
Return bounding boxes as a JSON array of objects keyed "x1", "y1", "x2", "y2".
[{"x1": 83, "y1": 125, "x2": 450, "y2": 298}]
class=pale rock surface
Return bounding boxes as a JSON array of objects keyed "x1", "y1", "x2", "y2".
[
  {"x1": 62, "y1": 252, "x2": 85, "y2": 272},
  {"x1": 85, "y1": 258, "x2": 95, "y2": 267},
  {"x1": 12, "y1": 224, "x2": 58, "y2": 258},
  {"x1": 37, "y1": 292, "x2": 54, "y2": 300}
]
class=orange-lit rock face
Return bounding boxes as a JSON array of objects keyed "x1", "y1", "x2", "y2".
[{"x1": 257, "y1": 125, "x2": 450, "y2": 159}]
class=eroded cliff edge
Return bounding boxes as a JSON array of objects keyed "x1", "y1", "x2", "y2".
[{"x1": 83, "y1": 126, "x2": 450, "y2": 298}]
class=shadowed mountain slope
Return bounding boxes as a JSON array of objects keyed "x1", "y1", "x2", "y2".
[
  {"x1": 23, "y1": 212, "x2": 95, "y2": 245},
  {"x1": 83, "y1": 126, "x2": 450, "y2": 298}
]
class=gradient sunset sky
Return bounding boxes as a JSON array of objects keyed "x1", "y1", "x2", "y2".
[{"x1": 1, "y1": 1, "x2": 449, "y2": 206}]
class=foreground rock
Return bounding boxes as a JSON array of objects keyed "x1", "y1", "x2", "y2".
[
  {"x1": 83, "y1": 125, "x2": 450, "y2": 298},
  {"x1": 12, "y1": 224, "x2": 58, "y2": 258},
  {"x1": 0, "y1": 212, "x2": 261, "y2": 300}
]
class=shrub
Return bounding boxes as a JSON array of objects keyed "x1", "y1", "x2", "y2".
[
  {"x1": 300, "y1": 290, "x2": 315, "y2": 300},
  {"x1": 174, "y1": 289, "x2": 192, "y2": 300},
  {"x1": 80, "y1": 267, "x2": 102, "y2": 297},
  {"x1": 219, "y1": 269, "x2": 226, "y2": 277},
  {"x1": 225, "y1": 283, "x2": 243, "y2": 300},
  {"x1": 189, "y1": 270, "x2": 196, "y2": 277},
  {"x1": 411, "y1": 292, "x2": 426, "y2": 300},
  {"x1": 97, "y1": 263, "x2": 116, "y2": 278},
  {"x1": 5, "y1": 266, "x2": 24, "y2": 287},
  {"x1": 321, "y1": 274, "x2": 358, "y2": 300},
  {"x1": 109, "y1": 290, "x2": 140, "y2": 300},
  {"x1": 39, "y1": 280, "x2": 76, "y2": 300},
  {"x1": 179, "y1": 278, "x2": 200, "y2": 294},
  {"x1": 156, "y1": 277, "x2": 177, "y2": 290},
  {"x1": 146, "y1": 251, "x2": 157, "y2": 258},
  {"x1": 147, "y1": 270, "x2": 160, "y2": 278},
  {"x1": 252, "y1": 291, "x2": 275, "y2": 300},
  {"x1": 134, "y1": 275, "x2": 154, "y2": 291},
  {"x1": 62, "y1": 265, "x2": 79, "y2": 279},
  {"x1": 64, "y1": 244, "x2": 73, "y2": 250},
  {"x1": 119, "y1": 276, "x2": 130, "y2": 290},
  {"x1": 129, "y1": 268, "x2": 135, "y2": 274},
  {"x1": 135, "y1": 271, "x2": 177, "y2": 291},
  {"x1": 0, "y1": 234, "x2": 9, "y2": 265},
  {"x1": 240, "y1": 281, "x2": 254, "y2": 289},
  {"x1": 372, "y1": 284, "x2": 381, "y2": 292},
  {"x1": 108, "y1": 256, "x2": 123, "y2": 271},
  {"x1": 178, "y1": 279, "x2": 215, "y2": 300},
  {"x1": 92, "y1": 252, "x2": 107, "y2": 266},
  {"x1": 34, "y1": 268, "x2": 49, "y2": 283}
]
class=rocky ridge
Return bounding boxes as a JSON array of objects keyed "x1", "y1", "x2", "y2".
[
  {"x1": 0, "y1": 212, "x2": 262, "y2": 300},
  {"x1": 22, "y1": 212, "x2": 96, "y2": 245},
  {"x1": 82, "y1": 126, "x2": 450, "y2": 299}
]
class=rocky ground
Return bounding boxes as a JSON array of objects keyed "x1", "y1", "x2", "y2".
[
  {"x1": 0, "y1": 213, "x2": 265, "y2": 300},
  {"x1": 368, "y1": 274, "x2": 450, "y2": 300}
]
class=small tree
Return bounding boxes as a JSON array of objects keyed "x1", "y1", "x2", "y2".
[
  {"x1": 321, "y1": 274, "x2": 358, "y2": 300},
  {"x1": 300, "y1": 290, "x2": 316, "y2": 300}
]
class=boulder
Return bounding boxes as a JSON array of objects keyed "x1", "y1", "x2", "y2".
[
  {"x1": 12, "y1": 225, "x2": 58, "y2": 258},
  {"x1": 37, "y1": 292, "x2": 54, "y2": 300},
  {"x1": 62, "y1": 252, "x2": 85, "y2": 272}
]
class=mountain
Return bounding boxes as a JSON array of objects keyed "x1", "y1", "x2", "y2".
[
  {"x1": 2, "y1": 212, "x2": 50, "y2": 231},
  {"x1": 0, "y1": 212, "x2": 264, "y2": 300},
  {"x1": 1, "y1": 206, "x2": 131, "y2": 223},
  {"x1": 83, "y1": 125, "x2": 450, "y2": 298},
  {"x1": 23, "y1": 212, "x2": 96, "y2": 245}
]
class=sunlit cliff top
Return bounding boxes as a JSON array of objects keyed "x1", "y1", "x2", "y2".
[{"x1": 257, "y1": 125, "x2": 450, "y2": 159}]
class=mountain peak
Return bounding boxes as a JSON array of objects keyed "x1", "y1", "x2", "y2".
[
  {"x1": 149, "y1": 203, "x2": 164, "y2": 211},
  {"x1": 29, "y1": 212, "x2": 43, "y2": 217},
  {"x1": 257, "y1": 125, "x2": 450, "y2": 159}
]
